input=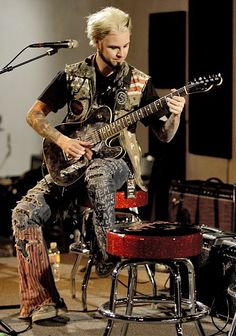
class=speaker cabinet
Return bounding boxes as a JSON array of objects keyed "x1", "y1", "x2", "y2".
[
  {"x1": 168, "y1": 179, "x2": 235, "y2": 232},
  {"x1": 196, "y1": 229, "x2": 236, "y2": 319}
]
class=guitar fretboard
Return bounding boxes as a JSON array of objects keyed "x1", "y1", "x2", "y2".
[
  {"x1": 76, "y1": 73, "x2": 222, "y2": 146},
  {"x1": 91, "y1": 85, "x2": 190, "y2": 144}
]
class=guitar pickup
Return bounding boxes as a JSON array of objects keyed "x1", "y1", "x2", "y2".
[{"x1": 63, "y1": 151, "x2": 73, "y2": 162}]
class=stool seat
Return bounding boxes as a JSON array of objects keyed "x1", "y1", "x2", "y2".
[{"x1": 107, "y1": 222, "x2": 202, "y2": 259}]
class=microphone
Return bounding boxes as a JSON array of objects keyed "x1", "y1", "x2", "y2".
[{"x1": 29, "y1": 39, "x2": 79, "y2": 49}]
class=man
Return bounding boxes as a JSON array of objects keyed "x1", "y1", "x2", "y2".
[{"x1": 12, "y1": 6, "x2": 185, "y2": 323}]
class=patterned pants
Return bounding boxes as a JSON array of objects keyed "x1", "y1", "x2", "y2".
[{"x1": 12, "y1": 158, "x2": 130, "y2": 318}]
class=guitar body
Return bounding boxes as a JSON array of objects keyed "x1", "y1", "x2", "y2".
[{"x1": 43, "y1": 106, "x2": 124, "y2": 186}]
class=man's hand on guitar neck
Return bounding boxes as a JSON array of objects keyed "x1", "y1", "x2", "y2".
[
  {"x1": 57, "y1": 134, "x2": 93, "y2": 161},
  {"x1": 166, "y1": 89, "x2": 185, "y2": 116}
]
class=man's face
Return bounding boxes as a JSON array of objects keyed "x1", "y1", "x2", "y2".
[{"x1": 96, "y1": 31, "x2": 130, "y2": 69}]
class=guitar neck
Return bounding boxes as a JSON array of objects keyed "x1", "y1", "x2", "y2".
[{"x1": 96, "y1": 85, "x2": 189, "y2": 143}]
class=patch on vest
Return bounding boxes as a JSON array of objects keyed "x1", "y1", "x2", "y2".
[{"x1": 115, "y1": 88, "x2": 128, "y2": 106}]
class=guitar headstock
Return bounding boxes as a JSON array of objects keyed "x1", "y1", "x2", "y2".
[{"x1": 187, "y1": 73, "x2": 223, "y2": 94}]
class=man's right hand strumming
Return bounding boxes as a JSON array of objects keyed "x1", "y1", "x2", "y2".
[
  {"x1": 57, "y1": 135, "x2": 93, "y2": 161},
  {"x1": 26, "y1": 99, "x2": 93, "y2": 161}
]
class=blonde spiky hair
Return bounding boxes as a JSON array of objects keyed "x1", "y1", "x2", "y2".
[{"x1": 86, "y1": 7, "x2": 132, "y2": 47}]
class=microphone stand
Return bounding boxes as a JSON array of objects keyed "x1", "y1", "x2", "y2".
[
  {"x1": 0, "y1": 48, "x2": 58, "y2": 75},
  {"x1": 0, "y1": 319, "x2": 17, "y2": 336}
]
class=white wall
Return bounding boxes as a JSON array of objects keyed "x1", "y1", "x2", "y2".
[{"x1": 0, "y1": 0, "x2": 101, "y2": 176}]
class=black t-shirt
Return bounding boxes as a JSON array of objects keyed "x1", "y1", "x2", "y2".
[
  {"x1": 38, "y1": 69, "x2": 168, "y2": 128},
  {"x1": 38, "y1": 71, "x2": 69, "y2": 112}
]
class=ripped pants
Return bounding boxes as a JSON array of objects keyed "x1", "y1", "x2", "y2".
[
  {"x1": 85, "y1": 158, "x2": 130, "y2": 258},
  {"x1": 12, "y1": 157, "x2": 130, "y2": 317}
]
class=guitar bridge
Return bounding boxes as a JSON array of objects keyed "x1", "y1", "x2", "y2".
[{"x1": 60, "y1": 160, "x2": 87, "y2": 177}]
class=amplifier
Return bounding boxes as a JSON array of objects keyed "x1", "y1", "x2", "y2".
[
  {"x1": 201, "y1": 225, "x2": 236, "y2": 261},
  {"x1": 168, "y1": 178, "x2": 236, "y2": 232},
  {"x1": 196, "y1": 226, "x2": 236, "y2": 319}
]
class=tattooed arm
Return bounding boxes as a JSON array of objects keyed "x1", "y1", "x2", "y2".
[
  {"x1": 154, "y1": 91, "x2": 185, "y2": 143},
  {"x1": 26, "y1": 100, "x2": 93, "y2": 159}
]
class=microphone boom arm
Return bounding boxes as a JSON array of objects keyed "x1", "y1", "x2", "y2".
[{"x1": 0, "y1": 48, "x2": 58, "y2": 75}]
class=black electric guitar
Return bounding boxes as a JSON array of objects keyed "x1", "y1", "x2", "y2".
[{"x1": 43, "y1": 73, "x2": 223, "y2": 187}]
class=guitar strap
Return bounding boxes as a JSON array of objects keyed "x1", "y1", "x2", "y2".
[
  {"x1": 112, "y1": 66, "x2": 137, "y2": 198},
  {"x1": 113, "y1": 66, "x2": 132, "y2": 115}
]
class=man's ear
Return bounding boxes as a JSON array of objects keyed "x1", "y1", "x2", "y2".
[{"x1": 94, "y1": 39, "x2": 99, "y2": 49}]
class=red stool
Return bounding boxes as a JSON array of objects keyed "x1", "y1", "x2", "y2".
[
  {"x1": 69, "y1": 189, "x2": 148, "y2": 311},
  {"x1": 98, "y1": 221, "x2": 209, "y2": 336}
]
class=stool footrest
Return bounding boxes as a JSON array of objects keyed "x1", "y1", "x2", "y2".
[
  {"x1": 69, "y1": 242, "x2": 92, "y2": 255},
  {"x1": 98, "y1": 297, "x2": 209, "y2": 324}
]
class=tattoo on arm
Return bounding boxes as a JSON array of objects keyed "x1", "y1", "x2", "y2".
[
  {"x1": 26, "y1": 109, "x2": 62, "y2": 144},
  {"x1": 155, "y1": 114, "x2": 180, "y2": 143}
]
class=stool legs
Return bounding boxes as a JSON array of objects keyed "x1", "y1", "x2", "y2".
[
  {"x1": 121, "y1": 263, "x2": 160, "y2": 336},
  {"x1": 81, "y1": 254, "x2": 95, "y2": 311},
  {"x1": 145, "y1": 264, "x2": 157, "y2": 297},
  {"x1": 70, "y1": 207, "x2": 96, "y2": 310},
  {"x1": 120, "y1": 265, "x2": 138, "y2": 336},
  {"x1": 70, "y1": 251, "x2": 95, "y2": 311},
  {"x1": 99, "y1": 258, "x2": 209, "y2": 336},
  {"x1": 70, "y1": 254, "x2": 83, "y2": 298},
  {"x1": 181, "y1": 259, "x2": 206, "y2": 336},
  {"x1": 170, "y1": 262, "x2": 183, "y2": 336},
  {"x1": 102, "y1": 261, "x2": 158, "y2": 336},
  {"x1": 102, "y1": 261, "x2": 123, "y2": 336},
  {"x1": 173, "y1": 259, "x2": 206, "y2": 336}
]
